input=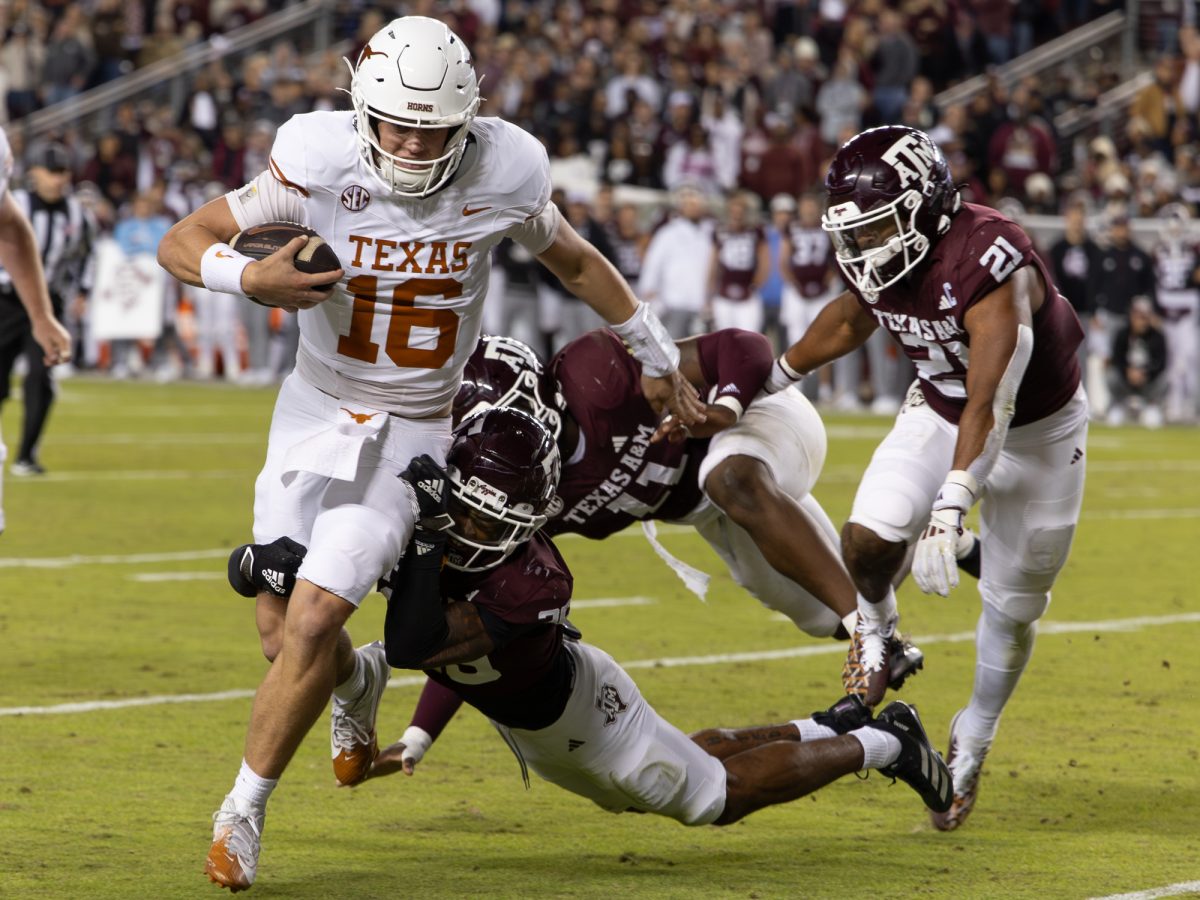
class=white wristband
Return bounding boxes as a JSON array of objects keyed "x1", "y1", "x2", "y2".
[
  {"x1": 778, "y1": 354, "x2": 805, "y2": 381},
  {"x1": 399, "y1": 725, "x2": 433, "y2": 765},
  {"x1": 611, "y1": 301, "x2": 680, "y2": 377},
  {"x1": 933, "y1": 469, "x2": 979, "y2": 511},
  {"x1": 200, "y1": 243, "x2": 254, "y2": 296}
]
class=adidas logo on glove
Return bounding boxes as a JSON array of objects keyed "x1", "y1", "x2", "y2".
[
  {"x1": 262, "y1": 568, "x2": 285, "y2": 594},
  {"x1": 418, "y1": 478, "x2": 443, "y2": 502}
]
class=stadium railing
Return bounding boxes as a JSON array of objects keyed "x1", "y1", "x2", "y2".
[{"x1": 10, "y1": 0, "x2": 340, "y2": 145}]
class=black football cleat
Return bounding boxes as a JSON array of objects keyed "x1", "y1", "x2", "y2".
[
  {"x1": 869, "y1": 701, "x2": 953, "y2": 813},
  {"x1": 886, "y1": 635, "x2": 925, "y2": 692},
  {"x1": 810, "y1": 694, "x2": 872, "y2": 735}
]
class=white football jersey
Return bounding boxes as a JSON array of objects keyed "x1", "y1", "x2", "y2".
[
  {"x1": 0, "y1": 128, "x2": 12, "y2": 200},
  {"x1": 226, "y1": 112, "x2": 553, "y2": 416}
]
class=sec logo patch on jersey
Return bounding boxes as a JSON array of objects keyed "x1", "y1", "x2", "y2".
[{"x1": 340, "y1": 184, "x2": 371, "y2": 211}]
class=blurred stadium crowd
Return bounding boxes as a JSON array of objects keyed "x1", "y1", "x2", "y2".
[{"x1": 2, "y1": 0, "x2": 1197, "y2": 425}]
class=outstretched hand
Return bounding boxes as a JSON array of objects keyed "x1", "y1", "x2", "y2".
[
  {"x1": 365, "y1": 740, "x2": 421, "y2": 779},
  {"x1": 651, "y1": 404, "x2": 737, "y2": 443},
  {"x1": 641, "y1": 370, "x2": 707, "y2": 427}
]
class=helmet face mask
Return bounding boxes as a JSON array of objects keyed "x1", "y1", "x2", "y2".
[
  {"x1": 824, "y1": 190, "x2": 928, "y2": 300},
  {"x1": 443, "y1": 408, "x2": 560, "y2": 572},
  {"x1": 347, "y1": 16, "x2": 480, "y2": 198},
  {"x1": 821, "y1": 126, "x2": 959, "y2": 300},
  {"x1": 453, "y1": 336, "x2": 565, "y2": 440}
]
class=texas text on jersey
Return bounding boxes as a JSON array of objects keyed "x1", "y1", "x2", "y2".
[
  {"x1": 224, "y1": 112, "x2": 553, "y2": 417},
  {"x1": 427, "y1": 532, "x2": 574, "y2": 730},
  {"x1": 848, "y1": 203, "x2": 1083, "y2": 426},
  {"x1": 542, "y1": 331, "x2": 705, "y2": 538}
]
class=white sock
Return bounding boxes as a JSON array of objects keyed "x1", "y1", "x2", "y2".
[
  {"x1": 791, "y1": 718, "x2": 838, "y2": 742},
  {"x1": 857, "y1": 587, "x2": 897, "y2": 630},
  {"x1": 231, "y1": 759, "x2": 277, "y2": 811},
  {"x1": 850, "y1": 727, "x2": 901, "y2": 770},
  {"x1": 332, "y1": 647, "x2": 366, "y2": 703}
]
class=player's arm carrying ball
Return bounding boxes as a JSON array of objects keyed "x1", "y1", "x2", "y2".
[{"x1": 156, "y1": 195, "x2": 343, "y2": 312}]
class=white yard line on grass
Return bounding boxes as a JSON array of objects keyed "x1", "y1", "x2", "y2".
[
  {"x1": 570, "y1": 596, "x2": 656, "y2": 609},
  {"x1": 1089, "y1": 882, "x2": 1200, "y2": 900},
  {"x1": 7, "y1": 469, "x2": 249, "y2": 483},
  {"x1": 3, "y1": 611, "x2": 1198, "y2": 718},
  {"x1": 130, "y1": 571, "x2": 227, "y2": 583}
]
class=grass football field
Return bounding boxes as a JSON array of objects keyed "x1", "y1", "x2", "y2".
[{"x1": 1, "y1": 378, "x2": 1198, "y2": 900}]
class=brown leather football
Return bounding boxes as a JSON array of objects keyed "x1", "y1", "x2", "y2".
[{"x1": 230, "y1": 222, "x2": 341, "y2": 291}]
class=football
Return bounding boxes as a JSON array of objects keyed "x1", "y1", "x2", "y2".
[{"x1": 229, "y1": 221, "x2": 342, "y2": 291}]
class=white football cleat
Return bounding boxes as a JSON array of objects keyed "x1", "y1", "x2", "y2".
[
  {"x1": 205, "y1": 794, "x2": 263, "y2": 892},
  {"x1": 331, "y1": 640, "x2": 390, "y2": 786}
]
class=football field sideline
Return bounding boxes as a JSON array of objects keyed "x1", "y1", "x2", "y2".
[{"x1": 3, "y1": 610, "x2": 1198, "y2": 718}]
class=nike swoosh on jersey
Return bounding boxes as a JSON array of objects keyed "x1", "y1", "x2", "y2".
[{"x1": 462, "y1": 204, "x2": 493, "y2": 216}]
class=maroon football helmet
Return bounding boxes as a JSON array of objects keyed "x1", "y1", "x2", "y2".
[
  {"x1": 821, "y1": 126, "x2": 961, "y2": 300},
  {"x1": 444, "y1": 406, "x2": 561, "y2": 572},
  {"x1": 453, "y1": 335, "x2": 565, "y2": 439}
]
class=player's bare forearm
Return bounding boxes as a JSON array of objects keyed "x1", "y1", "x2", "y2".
[
  {"x1": 536, "y1": 219, "x2": 637, "y2": 323},
  {"x1": 157, "y1": 197, "x2": 241, "y2": 287},
  {"x1": 954, "y1": 274, "x2": 1035, "y2": 473},
  {"x1": 415, "y1": 602, "x2": 496, "y2": 669},
  {"x1": 0, "y1": 193, "x2": 54, "y2": 322},
  {"x1": 782, "y1": 291, "x2": 875, "y2": 374}
]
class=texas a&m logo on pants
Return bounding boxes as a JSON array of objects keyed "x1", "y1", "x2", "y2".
[{"x1": 596, "y1": 683, "x2": 628, "y2": 726}]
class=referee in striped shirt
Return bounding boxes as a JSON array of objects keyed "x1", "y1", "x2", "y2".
[{"x1": 0, "y1": 143, "x2": 95, "y2": 476}]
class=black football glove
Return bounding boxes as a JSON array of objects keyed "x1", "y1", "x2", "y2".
[
  {"x1": 400, "y1": 454, "x2": 454, "y2": 532},
  {"x1": 227, "y1": 536, "x2": 308, "y2": 598}
]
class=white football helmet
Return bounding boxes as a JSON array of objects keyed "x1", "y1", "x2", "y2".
[{"x1": 348, "y1": 16, "x2": 480, "y2": 198}]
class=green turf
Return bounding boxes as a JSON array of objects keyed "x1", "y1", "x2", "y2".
[{"x1": 1, "y1": 377, "x2": 1198, "y2": 899}]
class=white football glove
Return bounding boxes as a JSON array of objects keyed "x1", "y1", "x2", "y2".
[
  {"x1": 913, "y1": 471, "x2": 978, "y2": 597},
  {"x1": 764, "y1": 354, "x2": 805, "y2": 394}
]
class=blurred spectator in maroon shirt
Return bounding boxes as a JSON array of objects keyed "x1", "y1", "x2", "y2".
[
  {"x1": 987, "y1": 84, "x2": 1057, "y2": 202},
  {"x1": 739, "y1": 111, "x2": 823, "y2": 203},
  {"x1": 211, "y1": 119, "x2": 247, "y2": 190}
]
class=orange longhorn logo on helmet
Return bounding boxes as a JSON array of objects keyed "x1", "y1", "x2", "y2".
[{"x1": 361, "y1": 45, "x2": 388, "y2": 60}]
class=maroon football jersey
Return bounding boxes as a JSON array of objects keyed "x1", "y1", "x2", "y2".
[
  {"x1": 542, "y1": 330, "x2": 708, "y2": 539},
  {"x1": 428, "y1": 532, "x2": 574, "y2": 730},
  {"x1": 851, "y1": 203, "x2": 1083, "y2": 426},
  {"x1": 786, "y1": 222, "x2": 836, "y2": 298},
  {"x1": 713, "y1": 224, "x2": 764, "y2": 300}
]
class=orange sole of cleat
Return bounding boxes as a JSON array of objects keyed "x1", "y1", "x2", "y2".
[
  {"x1": 333, "y1": 735, "x2": 379, "y2": 787},
  {"x1": 205, "y1": 839, "x2": 252, "y2": 892}
]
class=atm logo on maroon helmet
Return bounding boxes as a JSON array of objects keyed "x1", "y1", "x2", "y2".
[
  {"x1": 881, "y1": 134, "x2": 936, "y2": 189},
  {"x1": 340, "y1": 184, "x2": 371, "y2": 212}
]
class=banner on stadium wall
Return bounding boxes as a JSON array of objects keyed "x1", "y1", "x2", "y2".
[{"x1": 90, "y1": 239, "x2": 165, "y2": 340}]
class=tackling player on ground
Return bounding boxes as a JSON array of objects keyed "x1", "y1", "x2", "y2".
[
  {"x1": 235, "y1": 407, "x2": 953, "y2": 838},
  {"x1": 455, "y1": 329, "x2": 982, "y2": 702}
]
